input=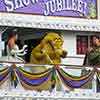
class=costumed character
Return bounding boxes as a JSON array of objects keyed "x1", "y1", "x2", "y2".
[
  {"x1": 0, "y1": 29, "x2": 27, "y2": 90},
  {"x1": 0, "y1": 29, "x2": 27, "y2": 62},
  {"x1": 30, "y1": 32, "x2": 67, "y2": 71},
  {"x1": 28, "y1": 32, "x2": 67, "y2": 91}
]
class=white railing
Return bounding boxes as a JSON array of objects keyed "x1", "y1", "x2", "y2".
[{"x1": 0, "y1": 61, "x2": 99, "y2": 100}]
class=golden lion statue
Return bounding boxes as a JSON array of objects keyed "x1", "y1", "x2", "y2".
[{"x1": 28, "y1": 32, "x2": 67, "y2": 91}]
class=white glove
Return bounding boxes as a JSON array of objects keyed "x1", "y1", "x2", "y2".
[
  {"x1": 23, "y1": 51, "x2": 27, "y2": 55},
  {"x1": 17, "y1": 50, "x2": 27, "y2": 56},
  {"x1": 23, "y1": 45, "x2": 28, "y2": 50}
]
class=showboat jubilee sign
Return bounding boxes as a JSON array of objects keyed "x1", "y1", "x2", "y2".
[{"x1": 0, "y1": 0, "x2": 98, "y2": 19}]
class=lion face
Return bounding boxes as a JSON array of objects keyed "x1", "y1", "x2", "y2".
[
  {"x1": 41, "y1": 33, "x2": 67, "y2": 59},
  {"x1": 41, "y1": 33, "x2": 64, "y2": 49},
  {"x1": 52, "y1": 37, "x2": 63, "y2": 48}
]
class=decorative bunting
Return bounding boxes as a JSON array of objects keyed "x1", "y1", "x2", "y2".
[
  {"x1": 17, "y1": 67, "x2": 51, "y2": 79},
  {"x1": 10, "y1": 70, "x2": 18, "y2": 88},
  {"x1": 96, "y1": 69, "x2": 100, "y2": 82},
  {"x1": 51, "y1": 68, "x2": 56, "y2": 89},
  {"x1": 16, "y1": 69, "x2": 52, "y2": 86},
  {"x1": 57, "y1": 68, "x2": 94, "y2": 88},
  {"x1": 0, "y1": 67, "x2": 11, "y2": 86},
  {"x1": 16, "y1": 67, "x2": 53, "y2": 90},
  {"x1": 0, "y1": 65, "x2": 97, "y2": 90}
]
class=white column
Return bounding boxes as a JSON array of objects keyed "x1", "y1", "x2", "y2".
[
  {"x1": 0, "y1": 27, "x2": 8, "y2": 58},
  {"x1": 92, "y1": 73, "x2": 97, "y2": 93}
]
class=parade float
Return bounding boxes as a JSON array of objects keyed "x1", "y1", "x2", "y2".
[{"x1": 0, "y1": 0, "x2": 100, "y2": 100}]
